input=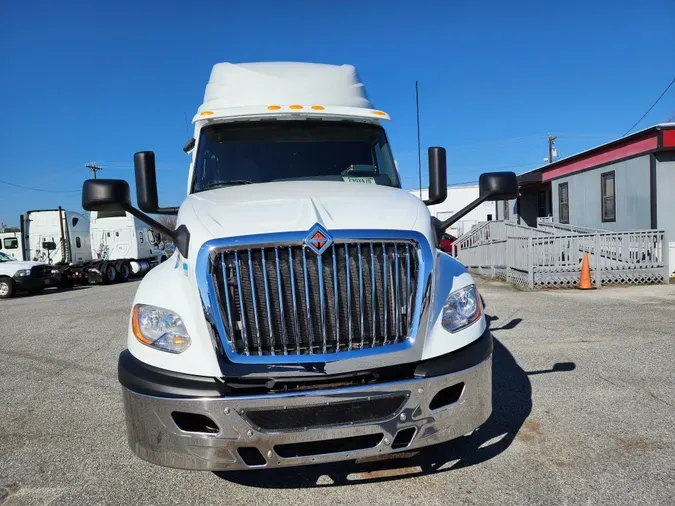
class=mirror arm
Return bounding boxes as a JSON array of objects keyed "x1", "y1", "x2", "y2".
[
  {"x1": 153, "y1": 206, "x2": 179, "y2": 216},
  {"x1": 435, "y1": 194, "x2": 490, "y2": 240},
  {"x1": 122, "y1": 205, "x2": 190, "y2": 258}
]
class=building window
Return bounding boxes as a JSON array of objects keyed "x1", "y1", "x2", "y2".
[
  {"x1": 537, "y1": 191, "x2": 548, "y2": 217},
  {"x1": 503, "y1": 201, "x2": 509, "y2": 221},
  {"x1": 76, "y1": 237, "x2": 81, "y2": 248},
  {"x1": 139, "y1": 231, "x2": 144, "y2": 243},
  {"x1": 558, "y1": 183, "x2": 569, "y2": 224},
  {"x1": 3, "y1": 237, "x2": 18, "y2": 249},
  {"x1": 601, "y1": 171, "x2": 616, "y2": 222}
]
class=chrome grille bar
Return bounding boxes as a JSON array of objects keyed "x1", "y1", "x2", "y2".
[
  {"x1": 358, "y1": 243, "x2": 364, "y2": 349},
  {"x1": 345, "y1": 244, "x2": 352, "y2": 350},
  {"x1": 302, "y1": 247, "x2": 313, "y2": 354},
  {"x1": 233, "y1": 251, "x2": 249, "y2": 356},
  {"x1": 220, "y1": 254, "x2": 235, "y2": 351},
  {"x1": 406, "y1": 243, "x2": 411, "y2": 334},
  {"x1": 247, "y1": 249, "x2": 262, "y2": 355},
  {"x1": 288, "y1": 246, "x2": 300, "y2": 355},
  {"x1": 332, "y1": 245, "x2": 340, "y2": 352},
  {"x1": 394, "y1": 245, "x2": 400, "y2": 339},
  {"x1": 260, "y1": 248, "x2": 275, "y2": 355},
  {"x1": 317, "y1": 254, "x2": 327, "y2": 354},
  {"x1": 274, "y1": 249, "x2": 288, "y2": 355},
  {"x1": 370, "y1": 243, "x2": 376, "y2": 347},
  {"x1": 382, "y1": 242, "x2": 388, "y2": 344}
]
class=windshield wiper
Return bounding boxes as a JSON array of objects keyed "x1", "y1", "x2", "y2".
[
  {"x1": 200, "y1": 180, "x2": 255, "y2": 190},
  {"x1": 341, "y1": 165, "x2": 379, "y2": 176}
]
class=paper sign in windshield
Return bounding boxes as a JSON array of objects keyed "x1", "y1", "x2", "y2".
[{"x1": 343, "y1": 176, "x2": 376, "y2": 184}]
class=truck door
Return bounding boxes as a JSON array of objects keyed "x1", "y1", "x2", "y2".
[{"x1": 110, "y1": 228, "x2": 132, "y2": 260}]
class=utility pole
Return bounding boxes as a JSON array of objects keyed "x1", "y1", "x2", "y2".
[
  {"x1": 85, "y1": 162, "x2": 103, "y2": 179},
  {"x1": 547, "y1": 135, "x2": 557, "y2": 164}
]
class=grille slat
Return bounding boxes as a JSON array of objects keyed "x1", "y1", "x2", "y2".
[
  {"x1": 394, "y1": 245, "x2": 400, "y2": 340},
  {"x1": 214, "y1": 241, "x2": 418, "y2": 357},
  {"x1": 247, "y1": 250, "x2": 263, "y2": 355},
  {"x1": 233, "y1": 251, "x2": 250, "y2": 356},
  {"x1": 260, "y1": 249, "x2": 275, "y2": 355},
  {"x1": 345, "y1": 245, "x2": 353, "y2": 350},
  {"x1": 274, "y1": 249, "x2": 288, "y2": 355}
]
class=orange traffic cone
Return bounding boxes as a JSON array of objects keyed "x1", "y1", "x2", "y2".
[{"x1": 579, "y1": 252, "x2": 593, "y2": 290}]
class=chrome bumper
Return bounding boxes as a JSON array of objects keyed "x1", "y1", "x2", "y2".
[{"x1": 122, "y1": 356, "x2": 492, "y2": 471}]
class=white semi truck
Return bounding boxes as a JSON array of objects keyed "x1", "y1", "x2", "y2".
[
  {"x1": 83, "y1": 62, "x2": 517, "y2": 470},
  {"x1": 2, "y1": 207, "x2": 168, "y2": 288}
]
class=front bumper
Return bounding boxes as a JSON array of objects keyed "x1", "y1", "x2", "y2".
[
  {"x1": 14, "y1": 275, "x2": 53, "y2": 291},
  {"x1": 120, "y1": 336, "x2": 492, "y2": 471}
]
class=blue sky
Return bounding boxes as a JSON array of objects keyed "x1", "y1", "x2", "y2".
[{"x1": 1, "y1": 0, "x2": 674, "y2": 226}]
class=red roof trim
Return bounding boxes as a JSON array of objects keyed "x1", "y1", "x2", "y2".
[
  {"x1": 541, "y1": 133, "x2": 658, "y2": 182},
  {"x1": 663, "y1": 129, "x2": 675, "y2": 148}
]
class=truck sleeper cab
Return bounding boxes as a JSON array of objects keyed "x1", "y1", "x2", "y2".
[{"x1": 84, "y1": 62, "x2": 517, "y2": 470}]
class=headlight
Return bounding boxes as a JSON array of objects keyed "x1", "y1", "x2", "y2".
[
  {"x1": 441, "y1": 284, "x2": 482, "y2": 332},
  {"x1": 132, "y1": 304, "x2": 191, "y2": 353},
  {"x1": 14, "y1": 269, "x2": 31, "y2": 277}
]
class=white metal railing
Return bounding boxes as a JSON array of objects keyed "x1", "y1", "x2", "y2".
[
  {"x1": 456, "y1": 221, "x2": 669, "y2": 289},
  {"x1": 536, "y1": 218, "x2": 607, "y2": 235}
]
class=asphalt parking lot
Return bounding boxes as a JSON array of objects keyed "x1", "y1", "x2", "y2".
[{"x1": 1, "y1": 279, "x2": 674, "y2": 505}]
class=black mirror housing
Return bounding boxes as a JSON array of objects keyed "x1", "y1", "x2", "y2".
[
  {"x1": 82, "y1": 179, "x2": 132, "y2": 212},
  {"x1": 134, "y1": 151, "x2": 159, "y2": 213},
  {"x1": 424, "y1": 147, "x2": 447, "y2": 206},
  {"x1": 134, "y1": 151, "x2": 179, "y2": 215},
  {"x1": 479, "y1": 171, "x2": 519, "y2": 201}
]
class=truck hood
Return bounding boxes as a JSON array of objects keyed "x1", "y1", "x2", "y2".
[
  {"x1": 187, "y1": 181, "x2": 425, "y2": 238},
  {"x1": 0, "y1": 260, "x2": 46, "y2": 272}
]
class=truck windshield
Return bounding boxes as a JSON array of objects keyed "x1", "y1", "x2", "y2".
[{"x1": 191, "y1": 121, "x2": 401, "y2": 193}]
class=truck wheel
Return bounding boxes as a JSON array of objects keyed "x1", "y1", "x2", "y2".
[
  {"x1": 101, "y1": 262, "x2": 118, "y2": 284},
  {"x1": 0, "y1": 277, "x2": 14, "y2": 299},
  {"x1": 116, "y1": 260, "x2": 132, "y2": 281}
]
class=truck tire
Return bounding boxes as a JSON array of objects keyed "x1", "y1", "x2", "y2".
[
  {"x1": 101, "y1": 262, "x2": 118, "y2": 284},
  {"x1": 0, "y1": 276, "x2": 14, "y2": 299},
  {"x1": 116, "y1": 260, "x2": 132, "y2": 281}
]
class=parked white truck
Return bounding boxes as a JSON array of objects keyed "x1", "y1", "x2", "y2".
[
  {"x1": 0, "y1": 251, "x2": 54, "y2": 299},
  {"x1": 83, "y1": 62, "x2": 517, "y2": 470}
]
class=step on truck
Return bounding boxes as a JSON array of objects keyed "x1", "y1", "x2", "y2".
[{"x1": 83, "y1": 61, "x2": 518, "y2": 471}]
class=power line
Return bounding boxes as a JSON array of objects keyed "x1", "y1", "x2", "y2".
[
  {"x1": 0, "y1": 178, "x2": 80, "y2": 193},
  {"x1": 623, "y1": 75, "x2": 675, "y2": 136}
]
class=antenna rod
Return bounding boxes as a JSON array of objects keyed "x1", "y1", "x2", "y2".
[{"x1": 416, "y1": 80, "x2": 422, "y2": 199}]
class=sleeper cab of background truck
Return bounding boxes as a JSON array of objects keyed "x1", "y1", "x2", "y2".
[{"x1": 110, "y1": 61, "x2": 496, "y2": 471}]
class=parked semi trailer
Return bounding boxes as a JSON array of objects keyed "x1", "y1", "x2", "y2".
[
  {"x1": 11, "y1": 208, "x2": 168, "y2": 287},
  {"x1": 83, "y1": 61, "x2": 518, "y2": 471}
]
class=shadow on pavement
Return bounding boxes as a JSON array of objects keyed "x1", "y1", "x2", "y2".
[{"x1": 216, "y1": 335, "x2": 574, "y2": 488}]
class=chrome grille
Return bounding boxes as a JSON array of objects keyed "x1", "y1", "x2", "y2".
[{"x1": 211, "y1": 241, "x2": 419, "y2": 356}]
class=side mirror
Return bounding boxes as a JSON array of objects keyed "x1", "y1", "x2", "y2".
[
  {"x1": 42, "y1": 241, "x2": 57, "y2": 251},
  {"x1": 82, "y1": 179, "x2": 132, "y2": 212},
  {"x1": 479, "y1": 171, "x2": 519, "y2": 201},
  {"x1": 435, "y1": 171, "x2": 519, "y2": 240},
  {"x1": 134, "y1": 151, "x2": 178, "y2": 215},
  {"x1": 424, "y1": 147, "x2": 447, "y2": 206},
  {"x1": 81, "y1": 178, "x2": 190, "y2": 257}
]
